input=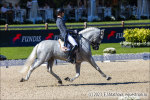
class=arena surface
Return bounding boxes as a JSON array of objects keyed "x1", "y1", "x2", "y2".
[{"x1": 0, "y1": 60, "x2": 150, "y2": 100}]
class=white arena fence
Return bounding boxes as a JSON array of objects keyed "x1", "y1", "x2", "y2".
[{"x1": 0, "y1": 53, "x2": 149, "y2": 67}]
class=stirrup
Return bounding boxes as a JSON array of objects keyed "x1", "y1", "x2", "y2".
[
  {"x1": 67, "y1": 54, "x2": 76, "y2": 64},
  {"x1": 67, "y1": 58, "x2": 75, "y2": 64}
]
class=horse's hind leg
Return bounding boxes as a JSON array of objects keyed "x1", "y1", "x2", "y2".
[
  {"x1": 88, "y1": 56, "x2": 111, "y2": 80},
  {"x1": 21, "y1": 60, "x2": 44, "y2": 82},
  {"x1": 47, "y1": 58, "x2": 62, "y2": 84}
]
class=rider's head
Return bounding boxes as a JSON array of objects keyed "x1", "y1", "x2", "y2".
[{"x1": 56, "y1": 8, "x2": 64, "y2": 17}]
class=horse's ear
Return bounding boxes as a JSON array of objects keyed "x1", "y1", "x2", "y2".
[{"x1": 100, "y1": 29, "x2": 105, "y2": 39}]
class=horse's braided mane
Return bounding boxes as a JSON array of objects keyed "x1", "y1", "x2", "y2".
[{"x1": 79, "y1": 27, "x2": 99, "y2": 34}]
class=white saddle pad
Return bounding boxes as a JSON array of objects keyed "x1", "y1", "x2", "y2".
[{"x1": 58, "y1": 39, "x2": 70, "y2": 52}]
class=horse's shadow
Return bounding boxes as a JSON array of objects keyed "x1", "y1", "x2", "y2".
[
  {"x1": 36, "y1": 81, "x2": 150, "y2": 87},
  {"x1": 59, "y1": 81, "x2": 150, "y2": 87}
]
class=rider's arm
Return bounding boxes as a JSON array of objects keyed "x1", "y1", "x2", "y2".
[
  {"x1": 67, "y1": 30, "x2": 78, "y2": 34},
  {"x1": 59, "y1": 19, "x2": 67, "y2": 34}
]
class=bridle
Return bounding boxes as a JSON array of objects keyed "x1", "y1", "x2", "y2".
[
  {"x1": 77, "y1": 29, "x2": 105, "y2": 50},
  {"x1": 80, "y1": 34, "x2": 101, "y2": 50},
  {"x1": 80, "y1": 35, "x2": 97, "y2": 46}
]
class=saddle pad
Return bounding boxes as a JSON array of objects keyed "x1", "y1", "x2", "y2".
[{"x1": 58, "y1": 39, "x2": 70, "y2": 52}]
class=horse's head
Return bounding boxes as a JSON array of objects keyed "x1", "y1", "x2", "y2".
[
  {"x1": 91, "y1": 29, "x2": 105, "y2": 50},
  {"x1": 79, "y1": 27, "x2": 105, "y2": 50}
]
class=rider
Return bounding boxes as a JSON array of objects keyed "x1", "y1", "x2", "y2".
[{"x1": 56, "y1": 8, "x2": 78, "y2": 63}]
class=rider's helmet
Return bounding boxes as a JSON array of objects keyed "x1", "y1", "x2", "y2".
[{"x1": 56, "y1": 8, "x2": 64, "y2": 15}]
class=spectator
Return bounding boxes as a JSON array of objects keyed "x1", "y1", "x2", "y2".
[
  {"x1": 1, "y1": 3, "x2": 8, "y2": 13},
  {"x1": 26, "y1": 0, "x2": 32, "y2": 18},
  {"x1": 41, "y1": 3, "x2": 50, "y2": 21},
  {"x1": 78, "y1": 1, "x2": 85, "y2": 9},
  {"x1": 27, "y1": 0, "x2": 32, "y2": 9},
  {"x1": 98, "y1": 0, "x2": 103, "y2": 7},
  {"x1": 78, "y1": 1, "x2": 86, "y2": 19},
  {"x1": 1, "y1": 3, "x2": 13, "y2": 24},
  {"x1": 14, "y1": 3, "x2": 21, "y2": 22},
  {"x1": 44, "y1": 3, "x2": 54, "y2": 21},
  {"x1": 66, "y1": 1, "x2": 75, "y2": 19},
  {"x1": 7, "y1": 3, "x2": 14, "y2": 15},
  {"x1": 7, "y1": 3, "x2": 13, "y2": 10},
  {"x1": 43, "y1": 3, "x2": 50, "y2": 9},
  {"x1": 14, "y1": 3, "x2": 20, "y2": 10},
  {"x1": 67, "y1": 1, "x2": 73, "y2": 9},
  {"x1": 97, "y1": 0, "x2": 104, "y2": 20}
]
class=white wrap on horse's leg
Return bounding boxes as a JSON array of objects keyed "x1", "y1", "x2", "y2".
[
  {"x1": 68, "y1": 34, "x2": 78, "y2": 46},
  {"x1": 65, "y1": 63, "x2": 81, "y2": 82}
]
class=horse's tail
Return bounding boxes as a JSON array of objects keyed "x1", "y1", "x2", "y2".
[{"x1": 20, "y1": 44, "x2": 39, "y2": 73}]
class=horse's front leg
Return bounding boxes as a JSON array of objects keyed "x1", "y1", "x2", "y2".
[
  {"x1": 88, "y1": 56, "x2": 111, "y2": 80},
  {"x1": 65, "y1": 63, "x2": 81, "y2": 82}
]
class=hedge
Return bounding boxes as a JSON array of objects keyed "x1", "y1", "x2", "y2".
[
  {"x1": 123, "y1": 28, "x2": 150, "y2": 43},
  {"x1": 121, "y1": 28, "x2": 150, "y2": 47}
]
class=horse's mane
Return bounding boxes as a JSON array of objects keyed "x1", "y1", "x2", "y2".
[{"x1": 79, "y1": 27, "x2": 99, "y2": 34}]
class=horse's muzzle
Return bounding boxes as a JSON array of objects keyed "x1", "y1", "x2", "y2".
[{"x1": 92, "y1": 45, "x2": 99, "y2": 50}]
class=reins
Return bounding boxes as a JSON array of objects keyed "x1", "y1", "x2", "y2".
[{"x1": 80, "y1": 34, "x2": 98, "y2": 46}]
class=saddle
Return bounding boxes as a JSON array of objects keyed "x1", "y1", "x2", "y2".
[
  {"x1": 58, "y1": 39, "x2": 70, "y2": 52},
  {"x1": 58, "y1": 30, "x2": 79, "y2": 52},
  {"x1": 58, "y1": 38, "x2": 81, "y2": 63}
]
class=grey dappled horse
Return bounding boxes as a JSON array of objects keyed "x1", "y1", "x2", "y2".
[{"x1": 20, "y1": 27, "x2": 111, "y2": 84}]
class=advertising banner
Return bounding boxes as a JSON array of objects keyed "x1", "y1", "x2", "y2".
[
  {"x1": 0, "y1": 27, "x2": 149, "y2": 47},
  {"x1": 101, "y1": 27, "x2": 125, "y2": 43},
  {"x1": 0, "y1": 30, "x2": 60, "y2": 47}
]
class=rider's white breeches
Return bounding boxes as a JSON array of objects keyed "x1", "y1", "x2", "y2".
[{"x1": 67, "y1": 34, "x2": 78, "y2": 46}]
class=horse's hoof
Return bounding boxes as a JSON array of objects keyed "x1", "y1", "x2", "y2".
[
  {"x1": 20, "y1": 78, "x2": 25, "y2": 82},
  {"x1": 58, "y1": 80, "x2": 62, "y2": 84},
  {"x1": 106, "y1": 77, "x2": 112, "y2": 81},
  {"x1": 64, "y1": 77, "x2": 70, "y2": 81}
]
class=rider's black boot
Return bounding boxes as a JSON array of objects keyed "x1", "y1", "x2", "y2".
[{"x1": 67, "y1": 45, "x2": 78, "y2": 63}]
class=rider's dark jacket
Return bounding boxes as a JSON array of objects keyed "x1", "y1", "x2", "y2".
[{"x1": 56, "y1": 17, "x2": 67, "y2": 41}]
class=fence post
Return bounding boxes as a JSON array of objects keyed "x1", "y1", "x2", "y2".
[
  {"x1": 45, "y1": 23, "x2": 48, "y2": 30},
  {"x1": 5, "y1": 24, "x2": 8, "y2": 31},
  {"x1": 121, "y1": 21, "x2": 124, "y2": 27},
  {"x1": 84, "y1": 22, "x2": 87, "y2": 28}
]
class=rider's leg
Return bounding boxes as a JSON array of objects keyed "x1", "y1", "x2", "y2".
[
  {"x1": 67, "y1": 34, "x2": 78, "y2": 63},
  {"x1": 68, "y1": 34, "x2": 78, "y2": 46}
]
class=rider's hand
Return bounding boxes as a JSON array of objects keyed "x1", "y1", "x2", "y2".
[{"x1": 73, "y1": 30, "x2": 78, "y2": 34}]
